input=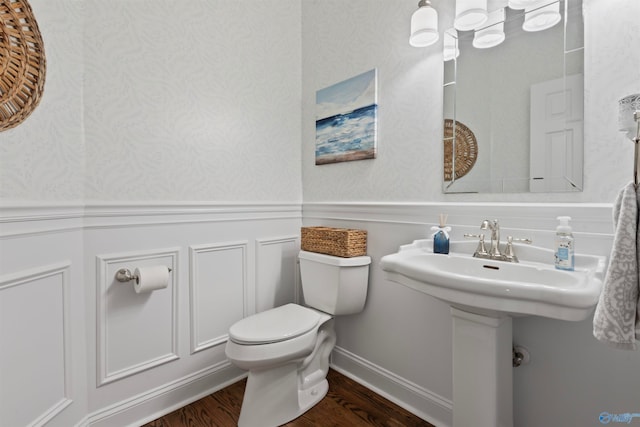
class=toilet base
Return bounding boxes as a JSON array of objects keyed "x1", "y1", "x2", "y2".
[
  {"x1": 299, "y1": 378, "x2": 329, "y2": 416},
  {"x1": 237, "y1": 363, "x2": 329, "y2": 427},
  {"x1": 235, "y1": 317, "x2": 336, "y2": 427}
]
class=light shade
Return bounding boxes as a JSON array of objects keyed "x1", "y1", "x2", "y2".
[
  {"x1": 443, "y1": 29, "x2": 459, "y2": 61},
  {"x1": 507, "y1": 0, "x2": 540, "y2": 9},
  {"x1": 454, "y1": 0, "x2": 488, "y2": 32},
  {"x1": 522, "y1": 1, "x2": 561, "y2": 32},
  {"x1": 473, "y1": 8, "x2": 506, "y2": 49},
  {"x1": 410, "y1": 0, "x2": 439, "y2": 47},
  {"x1": 619, "y1": 94, "x2": 640, "y2": 140}
]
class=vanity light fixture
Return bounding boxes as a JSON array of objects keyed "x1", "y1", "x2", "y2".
[
  {"x1": 409, "y1": 0, "x2": 439, "y2": 47},
  {"x1": 507, "y1": 0, "x2": 539, "y2": 9},
  {"x1": 473, "y1": 8, "x2": 506, "y2": 49},
  {"x1": 454, "y1": 0, "x2": 488, "y2": 32},
  {"x1": 443, "y1": 29, "x2": 460, "y2": 61},
  {"x1": 522, "y1": 0, "x2": 561, "y2": 32}
]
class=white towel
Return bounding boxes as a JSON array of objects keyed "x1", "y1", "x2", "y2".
[{"x1": 593, "y1": 182, "x2": 640, "y2": 350}]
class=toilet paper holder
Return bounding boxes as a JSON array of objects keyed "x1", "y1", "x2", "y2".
[{"x1": 115, "y1": 267, "x2": 172, "y2": 284}]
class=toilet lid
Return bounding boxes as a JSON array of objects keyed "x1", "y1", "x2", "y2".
[{"x1": 229, "y1": 304, "x2": 321, "y2": 344}]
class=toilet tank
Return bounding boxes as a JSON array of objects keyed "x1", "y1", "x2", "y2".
[{"x1": 298, "y1": 250, "x2": 371, "y2": 315}]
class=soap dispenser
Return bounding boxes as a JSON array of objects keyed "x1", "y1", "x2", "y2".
[{"x1": 555, "y1": 216, "x2": 574, "y2": 271}]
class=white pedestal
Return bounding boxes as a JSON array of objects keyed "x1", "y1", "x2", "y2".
[{"x1": 451, "y1": 307, "x2": 513, "y2": 427}]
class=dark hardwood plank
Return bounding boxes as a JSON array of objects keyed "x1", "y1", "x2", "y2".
[{"x1": 144, "y1": 369, "x2": 434, "y2": 427}]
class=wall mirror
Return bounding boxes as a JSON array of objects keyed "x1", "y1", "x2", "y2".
[{"x1": 443, "y1": 0, "x2": 584, "y2": 193}]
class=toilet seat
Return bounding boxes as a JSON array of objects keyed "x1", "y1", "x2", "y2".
[{"x1": 229, "y1": 303, "x2": 321, "y2": 345}]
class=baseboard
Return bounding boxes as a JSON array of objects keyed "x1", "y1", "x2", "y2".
[
  {"x1": 82, "y1": 361, "x2": 245, "y2": 427},
  {"x1": 330, "y1": 346, "x2": 452, "y2": 427}
]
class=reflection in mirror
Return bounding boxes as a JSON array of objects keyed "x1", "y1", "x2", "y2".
[{"x1": 443, "y1": 0, "x2": 584, "y2": 193}]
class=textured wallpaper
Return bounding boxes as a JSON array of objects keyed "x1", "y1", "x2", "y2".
[
  {"x1": 0, "y1": 0, "x2": 85, "y2": 201},
  {"x1": 301, "y1": 0, "x2": 444, "y2": 203},
  {"x1": 300, "y1": 0, "x2": 640, "y2": 203},
  {"x1": 2, "y1": 0, "x2": 638, "y2": 204},
  {"x1": 1, "y1": 0, "x2": 301, "y2": 203},
  {"x1": 83, "y1": 0, "x2": 302, "y2": 202}
]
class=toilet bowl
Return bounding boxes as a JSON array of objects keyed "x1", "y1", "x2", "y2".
[
  {"x1": 225, "y1": 250, "x2": 370, "y2": 427},
  {"x1": 226, "y1": 304, "x2": 336, "y2": 427}
]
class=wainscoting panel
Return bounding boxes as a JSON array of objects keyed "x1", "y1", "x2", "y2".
[
  {"x1": 1, "y1": 201, "x2": 619, "y2": 427},
  {"x1": 0, "y1": 263, "x2": 72, "y2": 427},
  {"x1": 189, "y1": 241, "x2": 248, "y2": 354},
  {"x1": 96, "y1": 249, "x2": 179, "y2": 386},
  {"x1": 2, "y1": 202, "x2": 301, "y2": 426},
  {"x1": 83, "y1": 203, "x2": 301, "y2": 423},
  {"x1": 255, "y1": 236, "x2": 300, "y2": 313}
]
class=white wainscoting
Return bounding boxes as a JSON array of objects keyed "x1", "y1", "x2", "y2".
[
  {"x1": 1, "y1": 202, "x2": 302, "y2": 427},
  {"x1": 2, "y1": 200, "x2": 613, "y2": 427},
  {"x1": 255, "y1": 236, "x2": 301, "y2": 312},
  {"x1": 189, "y1": 241, "x2": 248, "y2": 354},
  {"x1": 83, "y1": 203, "x2": 302, "y2": 424},
  {"x1": 84, "y1": 360, "x2": 239, "y2": 427},
  {"x1": 0, "y1": 263, "x2": 73, "y2": 427},
  {"x1": 331, "y1": 347, "x2": 453, "y2": 427},
  {"x1": 96, "y1": 248, "x2": 180, "y2": 386}
]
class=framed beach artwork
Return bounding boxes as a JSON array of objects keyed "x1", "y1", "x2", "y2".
[{"x1": 315, "y1": 69, "x2": 378, "y2": 165}]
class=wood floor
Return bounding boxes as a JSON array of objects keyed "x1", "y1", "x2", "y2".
[{"x1": 143, "y1": 369, "x2": 434, "y2": 427}]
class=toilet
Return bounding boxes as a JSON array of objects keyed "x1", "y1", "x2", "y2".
[{"x1": 225, "y1": 250, "x2": 371, "y2": 427}]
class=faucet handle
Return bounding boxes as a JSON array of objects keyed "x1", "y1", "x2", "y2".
[
  {"x1": 503, "y1": 236, "x2": 532, "y2": 263},
  {"x1": 464, "y1": 233, "x2": 489, "y2": 258},
  {"x1": 481, "y1": 218, "x2": 499, "y2": 228}
]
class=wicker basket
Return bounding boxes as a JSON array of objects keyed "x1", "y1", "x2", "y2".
[
  {"x1": 301, "y1": 227, "x2": 367, "y2": 258},
  {"x1": 0, "y1": 0, "x2": 47, "y2": 132}
]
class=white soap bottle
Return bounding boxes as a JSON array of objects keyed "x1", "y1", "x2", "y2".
[{"x1": 555, "y1": 216, "x2": 574, "y2": 271}]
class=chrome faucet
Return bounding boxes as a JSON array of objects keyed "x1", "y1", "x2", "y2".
[
  {"x1": 481, "y1": 219, "x2": 502, "y2": 259},
  {"x1": 464, "y1": 219, "x2": 532, "y2": 263}
]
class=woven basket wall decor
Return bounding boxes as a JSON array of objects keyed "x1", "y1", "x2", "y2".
[
  {"x1": 0, "y1": 0, "x2": 46, "y2": 132},
  {"x1": 443, "y1": 118, "x2": 478, "y2": 181}
]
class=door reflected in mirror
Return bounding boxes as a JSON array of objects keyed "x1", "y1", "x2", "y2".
[{"x1": 443, "y1": 0, "x2": 584, "y2": 193}]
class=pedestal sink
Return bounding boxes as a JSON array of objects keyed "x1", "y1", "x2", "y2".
[{"x1": 381, "y1": 239, "x2": 606, "y2": 427}]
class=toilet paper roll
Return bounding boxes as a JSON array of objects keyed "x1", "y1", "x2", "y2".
[{"x1": 134, "y1": 265, "x2": 170, "y2": 294}]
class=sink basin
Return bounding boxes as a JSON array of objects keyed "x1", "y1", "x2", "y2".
[{"x1": 380, "y1": 239, "x2": 606, "y2": 321}]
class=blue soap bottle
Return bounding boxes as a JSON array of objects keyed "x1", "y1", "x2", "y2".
[{"x1": 432, "y1": 214, "x2": 450, "y2": 255}]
